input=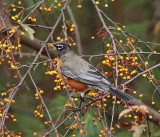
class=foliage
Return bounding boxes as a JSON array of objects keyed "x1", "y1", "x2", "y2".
[{"x1": 0, "y1": 0, "x2": 160, "y2": 137}]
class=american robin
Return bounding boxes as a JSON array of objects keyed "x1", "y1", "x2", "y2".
[{"x1": 53, "y1": 41, "x2": 133, "y2": 102}]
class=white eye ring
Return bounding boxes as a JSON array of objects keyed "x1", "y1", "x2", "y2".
[{"x1": 57, "y1": 44, "x2": 63, "y2": 49}]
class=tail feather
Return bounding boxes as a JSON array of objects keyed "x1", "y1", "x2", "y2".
[
  {"x1": 94, "y1": 85, "x2": 134, "y2": 102},
  {"x1": 109, "y1": 87, "x2": 133, "y2": 102}
]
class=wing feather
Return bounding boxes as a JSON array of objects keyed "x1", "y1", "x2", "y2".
[{"x1": 60, "y1": 63, "x2": 111, "y2": 87}]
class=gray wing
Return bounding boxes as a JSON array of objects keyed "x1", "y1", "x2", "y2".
[{"x1": 60, "y1": 61, "x2": 112, "y2": 87}]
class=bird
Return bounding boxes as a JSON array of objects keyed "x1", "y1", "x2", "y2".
[{"x1": 53, "y1": 41, "x2": 134, "y2": 102}]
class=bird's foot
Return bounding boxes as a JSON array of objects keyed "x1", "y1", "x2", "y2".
[
  {"x1": 73, "y1": 107, "x2": 81, "y2": 112},
  {"x1": 71, "y1": 95, "x2": 93, "y2": 101},
  {"x1": 72, "y1": 107, "x2": 84, "y2": 115},
  {"x1": 71, "y1": 95, "x2": 81, "y2": 99},
  {"x1": 84, "y1": 90, "x2": 91, "y2": 96}
]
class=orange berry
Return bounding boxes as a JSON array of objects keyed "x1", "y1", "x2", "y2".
[
  {"x1": 119, "y1": 56, "x2": 123, "y2": 60},
  {"x1": 40, "y1": 114, "x2": 43, "y2": 118},
  {"x1": 12, "y1": 8, "x2": 16, "y2": 12},
  {"x1": 11, "y1": 4, "x2": 15, "y2": 7},
  {"x1": 117, "y1": 28, "x2": 121, "y2": 31},
  {"x1": 43, "y1": 63, "x2": 47, "y2": 66},
  {"x1": 73, "y1": 43, "x2": 76, "y2": 46},
  {"x1": 11, "y1": 16, "x2": 16, "y2": 20},
  {"x1": 131, "y1": 39, "x2": 135, "y2": 43},
  {"x1": 74, "y1": 98, "x2": 78, "y2": 101},
  {"x1": 58, "y1": 3, "x2": 61, "y2": 7},
  {"x1": 105, "y1": 4, "x2": 108, "y2": 7},
  {"x1": 40, "y1": 90, "x2": 44, "y2": 94},
  {"x1": 48, "y1": 120, "x2": 52, "y2": 124},
  {"x1": 77, "y1": 5, "x2": 82, "y2": 8},
  {"x1": 152, "y1": 101, "x2": 155, "y2": 105},
  {"x1": 133, "y1": 91, "x2": 136, "y2": 94},
  {"x1": 128, "y1": 114, "x2": 132, "y2": 118},
  {"x1": 44, "y1": 121, "x2": 48, "y2": 125},
  {"x1": 14, "y1": 75, "x2": 18, "y2": 79},
  {"x1": 126, "y1": 57, "x2": 129, "y2": 60},
  {"x1": 91, "y1": 36, "x2": 95, "y2": 40},
  {"x1": 94, "y1": 123, "x2": 98, "y2": 126},
  {"x1": 106, "y1": 43, "x2": 110, "y2": 47},
  {"x1": 32, "y1": 18, "x2": 36, "y2": 22},
  {"x1": 134, "y1": 116, "x2": 137, "y2": 119},
  {"x1": 70, "y1": 28, "x2": 74, "y2": 32},
  {"x1": 43, "y1": 7, "x2": 47, "y2": 11},
  {"x1": 107, "y1": 95, "x2": 110, "y2": 98},
  {"x1": 17, "y1": 20, "x2": 21, "y2": 23},
  {"x1": 116, "y1": 101, "x2": 120, "y2": 104},
  {"x1": 149, "y1": 115, "x2": 152, "y2": 119},
  {"x1": 81, "y1": 121, "x2": 85, "y2": 125},
  {"x1": 47, "y1": 8, "x2": 51, "y2": 12},
  {"x1": 71, "y1": 24, "x2": 75, "y2": 28},
  {"x1": 21, "y1": 32, "x2": 25, "y2": 35},
  {"x1": 13, "y1": 118, "x2": 17, "y2": 122},
  {"x1": 18, "y1": 1, "x2": 22, "y2": 4},
  {"x1": 33, "y1": 132, "x2": 37, "y2": 136},
  {"x1": 12, "y1": 100, "x2": 15, "y2": 103},
  {"x1": 119, "y1": 40, "x2": 123, "y2": 43},
  {"x1": 6, "y1": 115, "x2": 9, "y2": 119},
  {"x1": 142, "y1": 74, "x2": 146, "y2": 77},
  {"x1": 57, "y1": 37, "x2": 61, "y2": 40},
  {"x1": 127, "y1": 76, "x2": 131, "y2": 79},
  {"x1": 80, "y1": 130, "x2": 83, "y2": 134},
  {"x1": 95, "y1": 1, "x2": 99, "y2": 5},
  {"x1": 145, "y1": 61, "x2": 148, "y2": 65}
]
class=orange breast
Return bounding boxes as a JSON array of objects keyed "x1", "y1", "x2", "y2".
[
  {"x1": 62, "y1": 78, "x2": 87, "y2": 92},
  {"x1": 55, "y1": 58, "x2": 87, "y2": 92}
]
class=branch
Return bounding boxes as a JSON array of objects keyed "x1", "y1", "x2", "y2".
[
  {"x1": 20, "y1": 32, "x2": 56, "y2": 58},
  {"x1": 91, "y1": 0, "x2": 160, "y2": 126},
  {"x1": 0, "y1": 43, "x2": 46, "y2": 132},
  {"x1": 121, "y1": 63, "x2": 160, "y2": 86},
  {"x1": 67, "y1": 6, "x2": 82, "y2": 55}
]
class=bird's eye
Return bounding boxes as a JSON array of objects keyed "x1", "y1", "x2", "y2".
[{"x1": 57, "y1": 44, "x2": 63, "y2": 50}]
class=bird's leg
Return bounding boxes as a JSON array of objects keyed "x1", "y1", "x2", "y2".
[
  {"x1": 72, "y1": 92, "x2": 88, "y2": 113},
  {"x1": 79, "y1": 93, "x2": 85, "y2": 109},
  {"x1": 72, "y1": 93, "x2": 85, "y2": 112},
  {"x1": 71, "y1": 90, "x2": 91, "y2": 100},
  {"x1": 71, "y1": 96, "x2": 81, "y2": 99},
  {"x1": 72, "y1": 101, "x2": 84, "y2": 116},
  {"x1": 77, "y1": 90, "x2": 93, "y2": 111},
  {"x1": 72, "y1": 90, "x2": 93, "y2": 113},
  {"x1": 84, "y1": 90, "x2": 91, "y2": 95}
]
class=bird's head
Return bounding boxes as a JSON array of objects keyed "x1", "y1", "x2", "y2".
[{"x1": 53, "y1": 41, "x2": 72, "y2": 57}]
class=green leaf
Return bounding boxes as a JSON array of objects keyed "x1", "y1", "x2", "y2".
[{"x1": 21, "y1": 24, "x2": 35, "y2": 40}]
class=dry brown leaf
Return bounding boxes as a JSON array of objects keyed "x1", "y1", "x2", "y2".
[
  {"x1": 119, "y1": 107, "x2": 133, "y2": 119},
  {"x1": 154, "y1": 21, "x2": 160, "y2": 36},
  {"x1": 129, "y1": 123, "x2": 146, "y2": 137}
]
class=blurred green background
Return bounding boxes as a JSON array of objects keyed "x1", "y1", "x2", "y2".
[{"x1": 1, "y1": 0, "x2": 160, "y2": 136}]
